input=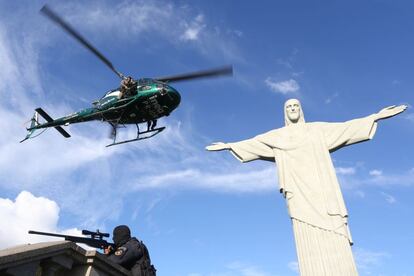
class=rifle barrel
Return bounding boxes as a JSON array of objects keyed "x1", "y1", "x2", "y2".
[{"x1": 28, "y1": 230, "x2": 74, "y2": 239}]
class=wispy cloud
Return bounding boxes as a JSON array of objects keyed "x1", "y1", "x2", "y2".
[
  {"x1": 366, "y1": 168, "x2": 414, "y2": 187},
  {"x1": 265, "y1": 78, "x2": 300, "y2": 95},
  {"x1": 354, "y1": 247, "x2": 390, "y2": 274},
  {"x1": 180, "y1": 14, "x2": 206, "y2": 41},
  {"x1": 186, "y1": 261, "x2": 273, "y2": 276},
  {"x1": 225, "y1": 261, "x2": 271, "y2": 276},
  {"x1": 380, "y1": 192, "x2": 396, "y2": 204},
  {"x1": 325, "y1": 92, "x2": 339, "y2": 104},
  {"x1": 287, "y1": 261, "x2": 299, "y2": 274},
  {"x1": 276, "y1": 48, "x2": 299, "y2": 70},
  {"x1": 131, "y1": 167, "x2": 277, "y2": 193},
  {"x1": 339, "y1": 166, "x2": 414, "y2": 190},
  {"x1": 63, "y1": 1, "x2": 179, "y2": 40},
  {"x1": 336, "y1": 166, "x2": 356, "y2": 175},
  {"x1": 354, "y1": 190, "x2": 365, "y2": 198},
  {"x1": 54, "y1": 1, "x2": 243, "y2": 63},
  {"x1": 369, "y1": 169, "x2": 383, "y2": 176},
  {"x1": 404, "y1": 113, "x2": 414, "y2": 122}
]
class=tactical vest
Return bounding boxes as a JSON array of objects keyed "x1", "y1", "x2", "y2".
[{"x1": 131, "y1": 240, "x2": 156, "y2": 276}]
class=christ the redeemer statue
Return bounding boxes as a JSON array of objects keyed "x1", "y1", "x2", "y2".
[{"x1": 206, "y1": 99, "x2": 407, "y2": 275}]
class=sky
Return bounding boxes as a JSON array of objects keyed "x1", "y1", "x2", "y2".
[{"x1": 0, "y1": 0, "x2": 413, "y2": 275}]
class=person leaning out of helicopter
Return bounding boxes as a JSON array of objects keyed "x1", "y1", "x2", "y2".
[
  {"x1": 105, "y1": 225, "x2": 156, "y2": 276},
  {"x1": 120, "y1": 76, "x2": 138, "y2": 98}
]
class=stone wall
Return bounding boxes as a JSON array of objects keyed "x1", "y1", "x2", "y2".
[{"x1": 0, "y1": 241, "x2": 131, "y2": 276}]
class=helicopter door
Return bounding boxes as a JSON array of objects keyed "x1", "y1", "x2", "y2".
[
  {"x1": 113, "y1": 90, "x2": 122, "y2": 99},
  {"x1": 99, "y1": 90, "x2": 122, "y2": 106}
]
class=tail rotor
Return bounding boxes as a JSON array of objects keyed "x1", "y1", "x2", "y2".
[
  {"x1": 20, "y1": 108, "x2": 71, "y2": 143},
  {"x1": 20, "y1": 111, "x2": 41, "y2": 143}
]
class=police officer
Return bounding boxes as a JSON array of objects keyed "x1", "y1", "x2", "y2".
[
  {"x1": 120, "y1": 76, "x2": 137, "y2": 98},
  {"x1": 105, "y1": 225, "x2": 156, "y2": 276}
]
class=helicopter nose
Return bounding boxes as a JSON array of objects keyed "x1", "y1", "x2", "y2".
[
  {"x1": 160, "y1": 85, "x2": 170, "y2": 96},
  {"x1": 162, "y1": 85, "x2": 176, "y2": 94}
]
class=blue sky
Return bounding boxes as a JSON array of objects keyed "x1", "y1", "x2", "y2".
[{"x1": 0, "y1": 1, "x2": 413, "y2": 275}]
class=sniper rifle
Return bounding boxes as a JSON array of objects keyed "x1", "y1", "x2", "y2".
[{"x1": 28, "y1": 229, "x2": 114, "y2": 249}]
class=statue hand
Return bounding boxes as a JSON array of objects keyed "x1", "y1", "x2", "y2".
[
  {"x1": 206, "y1": 142, "x2": 230, "y2": 151},
  {"x1": 376, "y1": 104, "x2": 407, "y2": 120}
]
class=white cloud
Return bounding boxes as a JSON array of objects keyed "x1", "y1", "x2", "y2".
[
  {"x1": 366, "y1": 168, "x2": 414, "y2": 187},
  {"x1": 287, "y1": 261, "x2": 299, "y2": 274},
  {"x1": 64, "y1": 1, "x2": 177, "y2": 40},
  {"x1": 277, "y1": 59, "x2": 293, "y2": 69},
  {"x1": 355, "y1": 190, "x2": 365, "y2": 198},
  {"x1": 225, "y1": 261, "x2": 271, "y2": 276},
  {"x1": 354, "y1": 247, "x2": 390, "y2": 274},
  {"x1": 369, "y1": 170, "x2": 383, "y2": 176},
  {"x1": 0, "y1": 191, "x2": 83, "y2": 249},
  {"x1": 404, "y1": 113, "x2": 414, "y2": 122},
  {"x1": 55, "y1": 1, "x2": 242, "y2": 62},
  {"x1": 336, "y1": 166, "x2": 356, "y2": 175},
  {"x1": 265, "y1": 78, "x2": 300, "y2": 94},
  {"x1": 131, "y1": 167, "x2": 277, "y2": 193},
  {"x1": 380, "y1": 192, "x2": 396, "y2": 204},
  {"x1": 324, "y1": 92, "x2": 339, "y2": 104},
  {"x1": 230, "y1": 29, "x2": 243, "y2": 37},
  {"x1": 339, "y1": 166, "x2": 414, "y2": 190},
  {"x1": 276, "y1": 49, "x2": 299, "y2": 70},
  {"x1": 186, "y1": 261, "x2": 272, "y2": 276},
  {"x1": 180, "y1": 14, "x2": 206, "y2": 41}
]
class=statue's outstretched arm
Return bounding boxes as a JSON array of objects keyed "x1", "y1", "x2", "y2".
[
  {"x1": 206, "y1": 142, "x2": 230, "y2": 151},
  {"x1": 375, "y1": 104, "x2": 407, "y2": 121},
  {"x1": 206, "y1": 137, "x2": 275, "y2": 163}
]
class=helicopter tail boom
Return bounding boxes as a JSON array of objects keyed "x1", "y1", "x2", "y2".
[
  {"x1": 20, "y1": 108, "x2": 70, "y2": 143},
  {"x1": 35, "y1": 108, "x2": 71, "y2": 138}
]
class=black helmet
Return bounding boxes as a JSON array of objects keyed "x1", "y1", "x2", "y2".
[{"x1": 113, "y1": 225, "x2": 131, "y2": 247}]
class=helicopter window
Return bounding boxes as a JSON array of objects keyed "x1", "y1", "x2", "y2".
[
  {"x1": 137, "y1": 78, "x2": 153, "y2": 86},
  {"x1": 99, "y1": 90, "x2": 121, "y2": 101},
  {"x1": 101, "y1": 89, "x2": 120, "y2": 99},
  {"x1": 139, "y1": 85, "x2": 152, "y2": 91}
]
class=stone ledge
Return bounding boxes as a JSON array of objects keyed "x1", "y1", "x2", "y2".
[{"x1": 0, "y1": 241, "x2": 131, "y2": 276}]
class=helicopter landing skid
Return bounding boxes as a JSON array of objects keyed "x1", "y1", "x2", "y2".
[{"x1": 106, "y1": 125, "x2": 166, "y2": 147}]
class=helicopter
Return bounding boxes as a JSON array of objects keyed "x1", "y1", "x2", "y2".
[{"x1": 21, "y1": 5, "x2": 232, "y2": 147}]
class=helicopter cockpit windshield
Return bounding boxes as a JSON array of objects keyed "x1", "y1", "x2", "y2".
[
  {"x1": 103, "y1": 89, "x2": 121, "y2": 99},
  {"x1": 94, "y1": 89, "x2": 122, "y2": 107},
  {"x1": 137, "y1": 78, "x2": 154, "y2": 86}
]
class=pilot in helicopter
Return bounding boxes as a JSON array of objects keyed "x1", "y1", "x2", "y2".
[{"x1": 120, "y1": 76, "x2": 137, "y2": 98}]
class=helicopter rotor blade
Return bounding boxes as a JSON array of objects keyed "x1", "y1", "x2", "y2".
[
  {"x1": 154, "y1": 65, "x2": 233, "y2": 83},
  {"x1": 40, "y1": 5, "x2": 124, "y2": 80}
]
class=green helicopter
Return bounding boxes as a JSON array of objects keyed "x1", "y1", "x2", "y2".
[{"x1": 21, "y1": 5, "x2": 232, "y2": 147}]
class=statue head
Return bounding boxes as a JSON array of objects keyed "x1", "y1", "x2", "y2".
[{"x1": 284, "y1": 98, "x2": 305, "y2": 126}]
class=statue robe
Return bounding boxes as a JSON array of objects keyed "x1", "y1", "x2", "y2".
[{"x1": 227, "y1": 114, "x2": 378, "y2": 275}]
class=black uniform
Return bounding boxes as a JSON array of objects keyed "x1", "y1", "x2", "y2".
[{"x1": 107, "y1": 225, "x2": 156, "y2": 276}]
